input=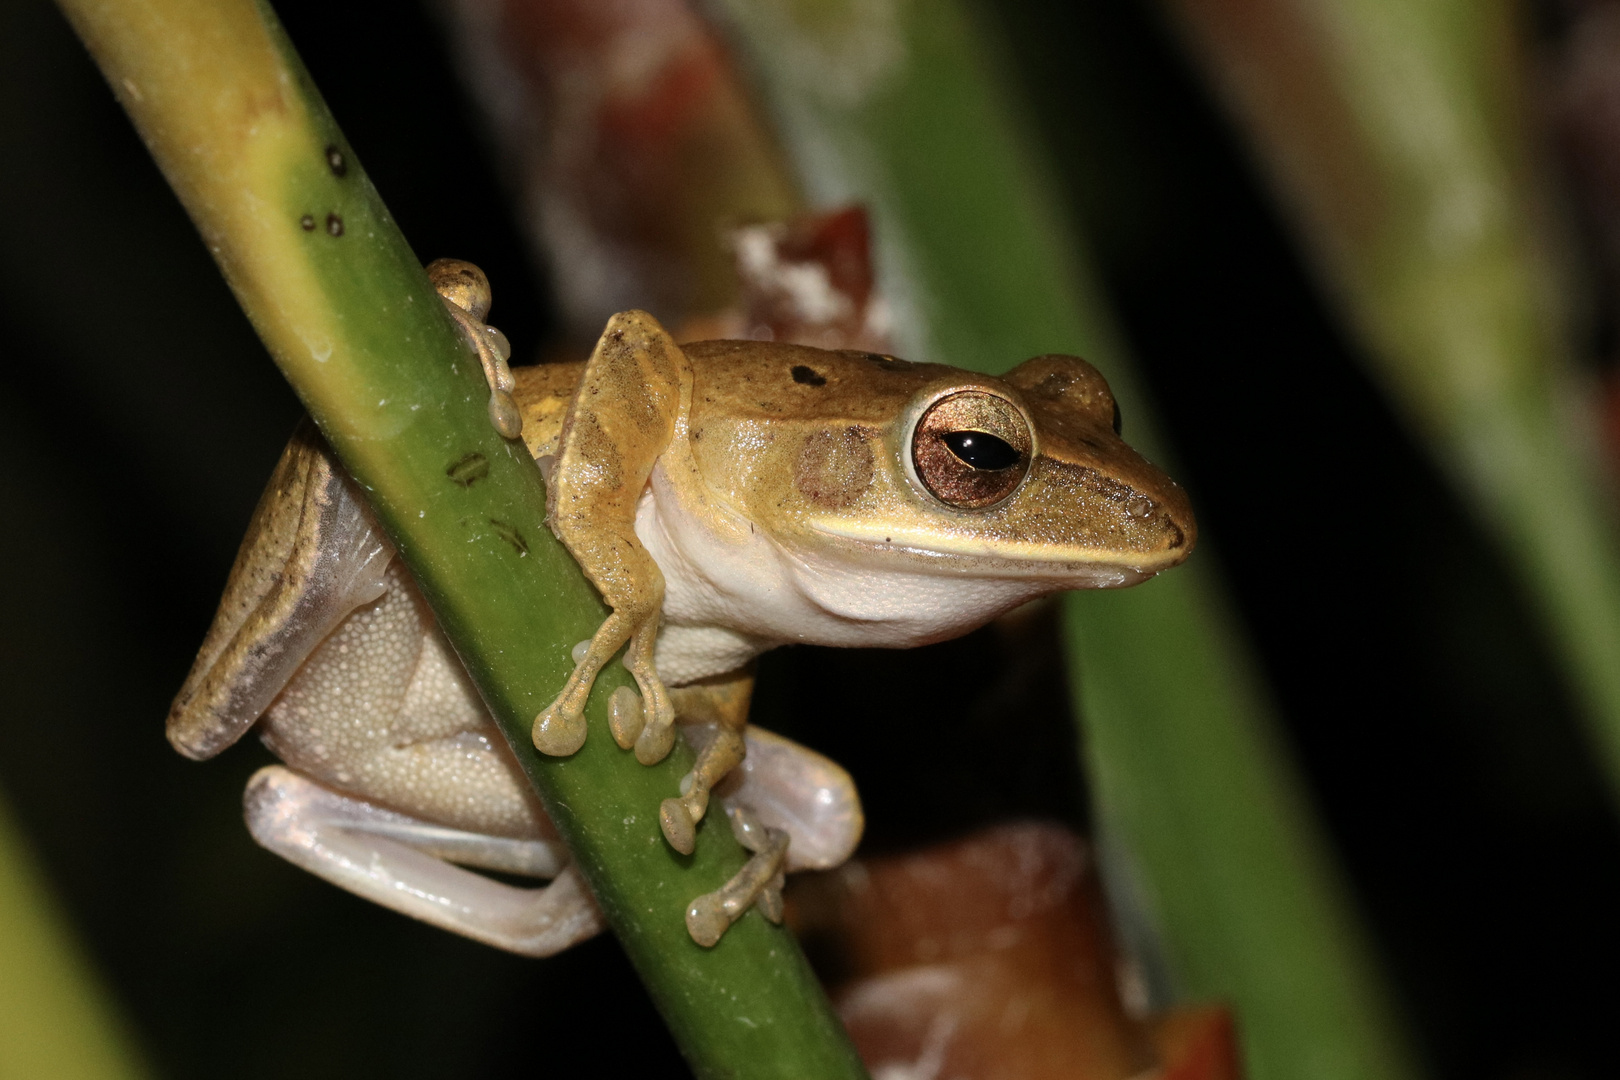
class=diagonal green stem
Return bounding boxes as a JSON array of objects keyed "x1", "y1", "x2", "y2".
[{"x1": 54, "y1": 0, "x2": 865, "y2": 1074}]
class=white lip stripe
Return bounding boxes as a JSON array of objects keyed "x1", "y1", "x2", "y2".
[{"x1": 807, "y1": 519, "x2": 1163, "y2": 569}]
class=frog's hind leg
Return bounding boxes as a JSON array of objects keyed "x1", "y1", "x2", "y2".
[
  {"x1": 685, "y1": 807, "x2": 788, "y2": 948},
  {"x1": 244, "y1": 766, "x2": 603, "y2": 957},
  {"x1": 726, "y1": 726, "x2": 865, "y2": 872},
  {"x1": 533, "y1": 311, "x2": 687, "y2": 762},
  {"x1": 654, "y1": 672, "x2": 755, "y2": 854},
  {"x1": 168, "y1": 421, "x2": 393, "y2": 760},
  {"x1": 681, "y1": 725, "x2": 865, "y2": 947}
]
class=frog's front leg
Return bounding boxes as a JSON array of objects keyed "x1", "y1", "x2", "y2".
[
  {"x1": 245, "y1": 766, "x2": 603, "y2": 956},
  {"x1": 533, "y1": 311, "x2": 686, "y2": 761}
]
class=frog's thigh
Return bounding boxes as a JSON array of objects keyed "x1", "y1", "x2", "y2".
[
  {"x1": 536, "y1": 311, "x2": 688, "y2": 759},
  {"x1": 264, "y1": 590, "x2": 551, "y2": 841},
  {"x1": 724, "y1": 726, "x2": 865, "y2": 872},
  {"x1": 169, "y1": 421, "x2": 393, "y2": 760},
  {"x1": 245, "y1": 766, "x2": 603, "y2": 957}
]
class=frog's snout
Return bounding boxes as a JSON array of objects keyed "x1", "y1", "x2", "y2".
[{"x1": 1147, "y1": 481, "x2": 1197, "y2": 567}]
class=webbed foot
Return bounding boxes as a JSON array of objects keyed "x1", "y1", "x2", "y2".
[
  {"x1": 532, "y1": 699, "x2": 588, "y2": 756},
  {"x1": 608, "y1": 685, "x2": 645, "y2": 749},
  {"x1": 426, "y1": 258, "x2": 522, "y2": 439},
  {"x1": 658, "y1": 725, "x2": 746, "y2": 853},
  {"x1": 685, "y1": 806, "x2": 788, "y2": 947}
]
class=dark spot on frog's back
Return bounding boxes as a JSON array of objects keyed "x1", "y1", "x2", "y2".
[
  {"x1": 446, "y1": 452, "x2": 489, "y2": 487},
  {"x1": 791, "y1": 365, "x2": 827, "y2": 387},
  {"x1": 488, "y1": 519, "x2": 529, "y2": 556},
  {"x1": 326, "y1": 213, "x2": 344, "y2": 237}
]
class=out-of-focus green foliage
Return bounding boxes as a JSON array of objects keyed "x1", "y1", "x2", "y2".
[
  {"x1": 712, "y1": 1, "x2": 1422, "y2": 1077},
  {"x1": 1157, "y1": 0, "x2": 1620, "y2": 805},
  {"x1": 0, "y1": 793, "x2": 145, "y2": 1080}
]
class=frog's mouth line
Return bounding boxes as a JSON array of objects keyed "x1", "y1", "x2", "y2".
[{"x1": 805, "y1": 520, "x2": 1186, "y2": 579}]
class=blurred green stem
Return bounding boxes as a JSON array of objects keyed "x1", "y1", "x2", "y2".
[
  {"x1": 0, "y1": 791, "x2": 145, "y2": 1080},
  {"x1": 1155, "y1": 0, "x2": 1620, "y2": 804},
  {"x1": 54, "y1": 0, "x2": 864, "y2": 1074},
  {"x1": 712, "y1": 1, "x2": 1422, "y2": 1077}
]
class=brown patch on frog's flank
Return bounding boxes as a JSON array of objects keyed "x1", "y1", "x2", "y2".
[
  {"x1": 446, "y1": 452, "x2": 490, "y2": 487},
  {"x1": 488, "y1": 519, "x2": 529, "y2": 556},
  {"x1": 325, "y1": 145, "x2": 347, "y2": 177},
  {"x1": 326, "y1": 213, "x2": 344, "y2": 237},
  {"x1": 299, "y1": 214, "x2": 316, "y2": 232},
  {"x1": 796, "y1": 427, "x2": 875, "y2": 508},
  {"x1": 791, "y1": 365, "x2": 827, "y2": 386},
  {"x1": 1167, "y1": 524, "x2": 1186, "y2": 549}
]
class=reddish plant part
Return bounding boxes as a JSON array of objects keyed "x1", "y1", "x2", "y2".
[
  {"x1": 437, "y1": 0, "x2": 799, "y2": 338},
  {"x1": 684, "y1": 206, "x2": 893, "y2": 352},
  {"x1": 1548, "y1": 3, "x2": 1620, "y2": 474},
  {"x1": 790, "y1": 822, "x2": 1243, "y2": 1080}
]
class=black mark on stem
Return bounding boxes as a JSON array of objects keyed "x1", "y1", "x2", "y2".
[{"x1": 446, "y1": 452, "x2": 489, "y2": 487}]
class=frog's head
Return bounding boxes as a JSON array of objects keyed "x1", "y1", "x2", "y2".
[{"x1": 793, "y1": 351, "x2": 1196, "y2": 588}]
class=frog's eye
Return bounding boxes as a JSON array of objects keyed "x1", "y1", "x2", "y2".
[{"x1": 912, "y1": 391, "x2": 1033, "y2": 509}]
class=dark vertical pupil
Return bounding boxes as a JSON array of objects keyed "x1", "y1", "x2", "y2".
[
  {"x1": 1112, "y1": 400, "x2": 1123, "y2": 435},
  {"x1": 942, "y1": 431, "x2": 1021, "y2": 470}
]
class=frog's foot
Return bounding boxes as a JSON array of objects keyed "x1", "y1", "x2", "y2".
[
  {"x1": 532, "y1": 610, "x2": 674, "y2": 759},
  {"x1": 426, "y1": 258, "x2": 522, "y2": 439},
  {"x1": 531, "y1": 656, "x2": 594, "y2": 756},
  {"x1": 608, "y1": 684, "x2": 646, "y2": 749},
  {"x1": 623, "y1": 613, "x2": 676, "y2": 765},
  {"x1": 245, "y1": 766, "x2": 603, "y2": 956},
  {"x1": 659, "y1": 725, "x2": 747, "y2": 855},
  {"x1": 727, "y1": 725, "x2": 865, "y2": 872},
  {"x1": 685, "y1": 806, "x2": 788, "y2": 947}
]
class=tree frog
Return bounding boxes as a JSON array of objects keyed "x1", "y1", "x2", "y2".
[{"x1": 168, "y1": 261, "x2": 1195, "y2": 955}]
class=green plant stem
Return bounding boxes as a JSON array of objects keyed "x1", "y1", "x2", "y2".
[
  {"x1": 712, "y1": 1, "x2": 1421, "y2": 1077},
  {"x1": 1154, "y1": 0, "x2": 1620, "y2": 807},
  {"x1": 54, "y1": 0, "x2": 864, "y2": 1074}
]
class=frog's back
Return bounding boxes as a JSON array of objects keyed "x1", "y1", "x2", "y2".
[
  {"x1": 680, "y1": 339, "x2": 950, "y2": 427},
  {"x1": 513, "y1": 361, "x2": 585, "y2": 461}
]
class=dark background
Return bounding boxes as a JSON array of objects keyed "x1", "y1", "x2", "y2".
[{"x1": 1, "y1": 0, "x2": 1616, "y2": 1076}]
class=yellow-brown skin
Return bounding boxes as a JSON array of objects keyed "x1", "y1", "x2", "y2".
[
  {"x1": 518, "y1": 312, "x2": 1193, "y2": 857},
  {"x1": 516, "y1": 337, "x2": 1192, "y2": 587},
  {"x1": 169, "y1": 285, "x2": 1192, "y2": 950}
]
